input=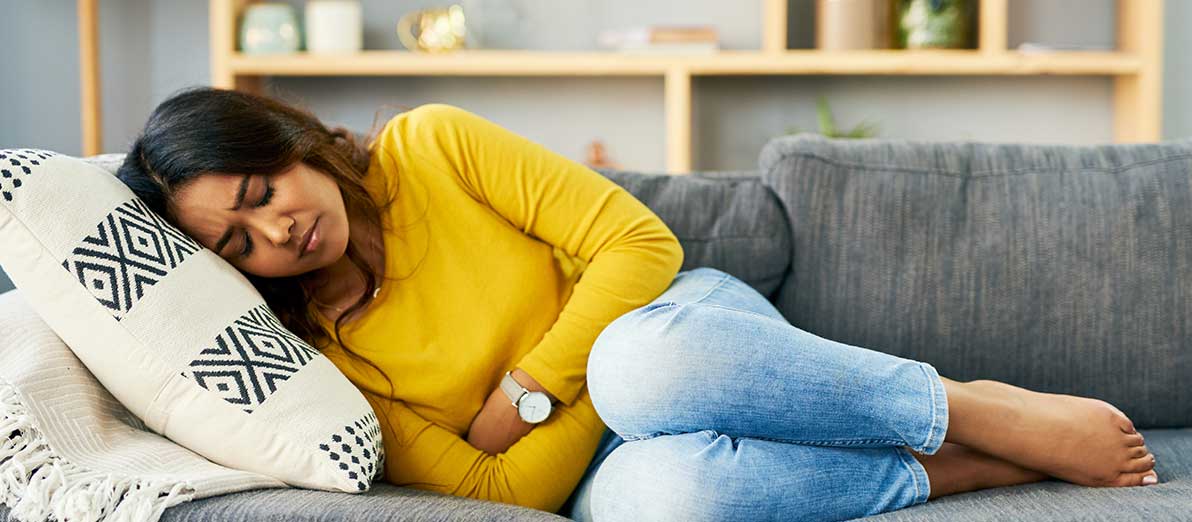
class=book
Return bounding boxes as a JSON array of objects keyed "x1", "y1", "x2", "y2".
[
  {"x1": 597, "y1": 25, "x2": 719, "y2": 49},
  {"x1": 614, "y1": 41, "x2": 720, "y2": 54}
]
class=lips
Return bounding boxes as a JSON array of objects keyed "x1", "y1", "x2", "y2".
[{"x1": 299, "y1": 217, "x2": 318, "y2": 258}]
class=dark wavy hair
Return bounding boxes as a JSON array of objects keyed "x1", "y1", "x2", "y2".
[{"x1": 116, "y1": 86, "x2": 412, "y2": 440}]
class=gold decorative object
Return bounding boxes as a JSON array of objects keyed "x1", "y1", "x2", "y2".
[
  {"x1": 397, "y1": 5, "x2": 467, "y2": 52},
  {"x1": 585, "y1": 140, "x2": 621, "y2": 170}
]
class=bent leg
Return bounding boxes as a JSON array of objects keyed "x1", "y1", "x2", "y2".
[
  {"x1": 588, "y1": 267, "x2": 948, "y2": 455},
  {"x1": 589, "y1": 430, "x2": 930, "y2": 522}
]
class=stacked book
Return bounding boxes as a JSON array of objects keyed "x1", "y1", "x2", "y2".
[{"x1": 596, "y1": 25, "x2": 720, "y2": 54}]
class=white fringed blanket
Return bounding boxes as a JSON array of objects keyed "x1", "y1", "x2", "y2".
[{"x1": 0, "y1": 289, "x2": 287, "y2": 522}]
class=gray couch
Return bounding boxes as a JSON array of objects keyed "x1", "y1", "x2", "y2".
[{"x1": 4, "y1": 133, "x2": 1191, "y2": 520}]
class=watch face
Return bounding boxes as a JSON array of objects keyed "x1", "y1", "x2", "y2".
[{"x1": 518, "y1": 392, "x2": 552, "y2": 423}]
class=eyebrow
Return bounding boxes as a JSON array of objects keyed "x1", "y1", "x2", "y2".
[{"x1": 212, "y1": 174, "x2": 251, "y2": 255}]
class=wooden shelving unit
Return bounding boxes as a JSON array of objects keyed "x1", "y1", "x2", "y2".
[{"x1": 206, "y1": 0, "x2": 1162, "y2": 174}]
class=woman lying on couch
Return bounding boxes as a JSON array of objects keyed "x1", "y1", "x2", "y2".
[{"x1": 113, "y1": 86, "x2": 1159, "y2": 522}]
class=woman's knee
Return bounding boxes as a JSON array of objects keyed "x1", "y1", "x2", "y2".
[
  {"x1": 588, "y1": 431, "x2": 770, "y2": 522},
  {"x1": 587, "y1": 302, "x2": 690, "y2": 433}
]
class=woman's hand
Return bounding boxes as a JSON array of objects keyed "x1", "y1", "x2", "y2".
[
  {"x1": 465, "y1": 368, "x2": 558, "y2": 455},
  {"x1": 466, "y1": 385, "x2": 535, "y2": 455}
]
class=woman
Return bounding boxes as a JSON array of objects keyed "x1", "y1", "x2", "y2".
[{"x1": 116, "y1": 86, "x2": 1159, "y2": 522}]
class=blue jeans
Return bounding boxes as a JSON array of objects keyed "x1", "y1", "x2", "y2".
[{"x1": 557, "y1": 267, "x2": 950, "y2": 522}]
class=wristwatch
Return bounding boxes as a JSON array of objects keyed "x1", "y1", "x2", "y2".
[{"x1": 500, "y1": 371, "x2": 553, "y2": 424}]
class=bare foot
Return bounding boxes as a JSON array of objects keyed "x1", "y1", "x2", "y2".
[
  {"x1": 910, "y1": 442, "x2": 1049, "y2": 499},
  {"x1": 944, "y1": 378, "x2": 1159, "y2": 488}
]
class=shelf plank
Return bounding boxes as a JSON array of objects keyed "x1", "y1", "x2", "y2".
[{"x1": 226, "y1": 49, "x2": 1141, "y2": 77}]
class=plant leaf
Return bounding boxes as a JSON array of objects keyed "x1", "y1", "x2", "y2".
[
  {"x1": 816, "y1": 96, "x2": 837, "y2": 136},
  {"x1": 845, "y1": 120, "x2": 880, "y2": 138}
]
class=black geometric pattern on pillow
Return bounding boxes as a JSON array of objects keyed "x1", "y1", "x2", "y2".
[
  {"x1": 0, "y1": 149, "x2": 57, "y2": 202},
  {"x1": 184, "y1": 304, "x2": 321, "y2": 414},
  {"x1": 62, "y1": 198, "x2": 201, "y2": 320},
  {"x1": 318, "y1": 411, "x2": 385, "y2": 491}
]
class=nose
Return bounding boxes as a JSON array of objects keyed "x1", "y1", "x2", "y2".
[{"x1": 259, "y1": 215, "x2": 294, "y2": 247}]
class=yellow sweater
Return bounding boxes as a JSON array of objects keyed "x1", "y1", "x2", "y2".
[{"x1": 312, "y1": 103, "x2": 684, "y2": 512}]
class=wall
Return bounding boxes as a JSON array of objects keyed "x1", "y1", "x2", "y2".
[{"x1": 1, "y1": 0, "x2": 1190, "y2": 293}]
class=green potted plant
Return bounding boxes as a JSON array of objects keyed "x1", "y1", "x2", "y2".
[
  {"x1": 894, "y1": 0, "x2": 975, "y2": 49},
  {"x1": 785, "y1": 96, "x2": 880, "y2": 139}
]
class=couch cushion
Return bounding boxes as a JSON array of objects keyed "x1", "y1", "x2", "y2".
[
  {"x1": 156, "y1": 482, "x2": 570, "y2": 521},
  {"x1": 595, "y1": 168, "x2": 791, "y2": 299},
  {"x1": 850, "y1": 427, "x2": 1192, "y2": 521},
  {"x1": 759, "y1": 134, "x2": 1192, "y2": 428},
  {"x1": 0, "y1": 482, "x2": 568, "y2": 522}
]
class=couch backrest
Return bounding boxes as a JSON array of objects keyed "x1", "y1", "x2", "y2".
[
  {"x1": 758, "y1": 133, "x2": 1192, "y2": 428},
  {"x1": 594, "y1": 168, "x2": 790, "y2": 297}
]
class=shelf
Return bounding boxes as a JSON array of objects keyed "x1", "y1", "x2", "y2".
[
  {"x1": 226, "y1": 49, "x2": 1142, "y2": 77},
  {"x1": 207, "y1": 0, "x2": 1164, "y2": 173}
]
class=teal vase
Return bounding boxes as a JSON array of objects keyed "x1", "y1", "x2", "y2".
[{"x1": 240, "y1": 3, "x2": 303, "y2": 54}]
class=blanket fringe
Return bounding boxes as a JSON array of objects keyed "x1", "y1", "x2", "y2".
[{"x1": 0, "y1": 383, "x2": 195, "y2": 522}]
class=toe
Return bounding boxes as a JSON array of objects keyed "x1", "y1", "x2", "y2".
[
  {"x1": 1119, "y1": 420, "x2": 1137, "y2": 434},
  {"x1": 1113, "y1": 412, "x2": 1137, "y2": 433},
  {"x1": 1112, "y1": 470, "x2": 1159, "y2": 487},
  {"x1": 1127, "y1": 445, "x2": 1150, "y2": 459},
  {"x1": 1123, "y1": 454, "x2": 1156, "y2": 473},
  {"x1": 1124, "y1": 432, "x2": 1145, "y2": 447}
]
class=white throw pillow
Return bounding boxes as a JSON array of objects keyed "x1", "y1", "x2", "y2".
[{"x1": 0, "y1": 148, "x2": 384, "y2": 493}]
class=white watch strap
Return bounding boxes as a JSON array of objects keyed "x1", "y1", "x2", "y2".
[{"x1": 499, "y1": 371, "x2": 526, "y2": 406}]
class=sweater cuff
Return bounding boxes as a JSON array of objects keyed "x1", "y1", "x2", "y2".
[{"x1": 514, "y1": 352, "x2": 584, "y2": 408}]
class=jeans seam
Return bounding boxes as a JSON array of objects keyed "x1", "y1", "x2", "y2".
[
  {"x1": 924, "y1": 363, "x2": 937, "y2": 453},
  {"x1": 688, "y1": 271, "x2": 733, "y2": 306},
  {"x1": 894, "y1": 446, "x2": 929, "y2": 505},
  {"x1": 615, "y1": 428, "x2": 908, "y2": 446},
  {"x1": 916, "y1": 362, "x2": 946, "y2": 455},
  {"x1": 749, "y1": 436, "x2": 908, "y2": 446},
  {"x1": 692, "y1": 303, "x2": 787, "y2": 326},
  {"x1": 652, "y1": 272, "x2": 733, "y2": 332}
]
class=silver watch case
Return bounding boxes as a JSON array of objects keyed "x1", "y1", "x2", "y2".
[
  {"x1": 501, "y1": 371, "x2": 552, "y2": 424},
  {"x1": 516, "y1": 391, "x2": 552, "y2": 424}
]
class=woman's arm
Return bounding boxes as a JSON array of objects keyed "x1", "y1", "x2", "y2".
[
  {"x1": 390, "y1": 103, "x2": 685, "y2": 410},
  {"x1": 369, "y1": 384, "x2": 607, "y2": 513},
  {"x1": 465, "y1": 368, "x2": 557, "y2": 455}
]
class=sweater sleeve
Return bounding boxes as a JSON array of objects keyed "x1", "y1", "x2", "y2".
[
  {"x1": 363, "y1": 384, "x2": 608, "y2": 513},
  {"x1": 394, "y1": 103, "x2": 685, "y2": 407}
]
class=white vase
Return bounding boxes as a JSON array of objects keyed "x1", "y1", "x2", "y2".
[
  {"x1": 305, "y1": 0, "x2": 363, "y2": 54},
  {"x1": 460, "y1": 0, "x2": 522, "y2": 49}
]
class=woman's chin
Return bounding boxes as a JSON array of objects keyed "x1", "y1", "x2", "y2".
[{"x1": 313, "y1": 239, "x2": 350, "y2": 270}]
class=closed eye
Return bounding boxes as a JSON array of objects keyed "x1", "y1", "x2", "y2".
[{"x1": 237, "y1": 178, "x2": 276, "y2": 259}]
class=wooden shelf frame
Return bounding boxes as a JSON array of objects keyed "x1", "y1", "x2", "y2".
[
  {"x1": 79, "y1": 0, "x2": 102, "y2": 156},
  {"x1": 201, "y1": 0, "x2": 1163, "y2": 173}
]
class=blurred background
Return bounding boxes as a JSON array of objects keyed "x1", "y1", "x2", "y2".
[{"x1": 0, "y1": 0, "x2": 1184, "y2": 292}]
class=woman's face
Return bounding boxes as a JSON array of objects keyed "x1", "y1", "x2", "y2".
[{"x1": 171, "y1": 161, "x2": 349, "y2": 278}]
